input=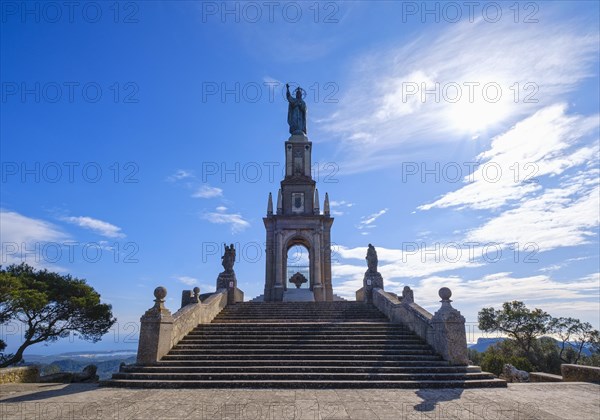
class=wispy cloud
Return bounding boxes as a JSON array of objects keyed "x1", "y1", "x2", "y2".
[
  {"x1": 319, "y1": 16, "x2": 598, "y2": 172},
  {"x1": 62, "y1": 216, "x2": 125, "y2": 238},
  {"x1": 192, "y1": 185, "x2": 223, "y2": 199},
  {"x1": 329, "y1": 200, "x2": 354, "y2": 216},
  {"x1": 333, "y1": 269, "x2": 600, "y2": 324},
  {"x1": 167, "y1": 169, "x2": 194, "y2": 182},
  {"x1": 201, "y1": 206, "x2": 250, "y2": 233},
  {"x1": 175, "y1": 276, "x2": 198, "y2": 286},
  {"x1": 465, "y1": 173, "x2": 599, "y2": 252},
  {"x1": 0, "y1": 210, "x2": 68, "y2": 269},
  {"x1": 1, "y1": 209, "x2": 66, "y2": 244},
  {"x1": 357, "y1": 208, "x2": 388, "y2": 230},
  {"x1": 419, "y1": 105, "x2": 598, "y2": 211},
  {"x1": 333, "y1": 243, "x2": 483, "y2": 283}
]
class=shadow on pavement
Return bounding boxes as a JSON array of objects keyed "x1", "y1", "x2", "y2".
[{"x1": 0, "y1": 383, "x2": 99, "y2": 403}]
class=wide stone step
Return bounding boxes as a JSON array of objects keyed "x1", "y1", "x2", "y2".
[
  {"x1": 121, "y1": 365, "x2": 480, "y2": 374},
  {"x1": 218, "y1": 312, "x2": 383, "y2": 316},
  {"x1": 219, "y1": 308, "x2": 384, "y2": 311},
  {"x1": 155, "y1": 359, "x2": 450, "y2": 367},
  {"x1": 179, "y1": 335, "x2": 424, "y2": 345},
  {"x1": 102, "y1": 378, "x2": 507, "y2": 389},
  {"x1": 161, "y1": 354, "x2": 442, "y2": 361},
  {"x1": 191, "y1": 326, "x2": 411, "y2": 332},
  {"x1": 211, "y1": 319, "x2": 389, "y2": 324},
  {"x1": 167, "y1": 348, "x2": 435, "y2": 355},
  {"x1": 188, "y1": 330, "x2": 414, "y2": 336},
  {"x1": 173, "y1": 343, "x2": 431, "y2": 350},
  {"x1": 111, "y1": 372, "x2": 495, "y2": 381}
]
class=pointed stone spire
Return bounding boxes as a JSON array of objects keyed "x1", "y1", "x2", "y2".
[
  {"x1": 313, "y1": 189, "x2": 320, "y2": 214},
  {"x1": 276, "y1": 189, "x2": 282, "y2": 215},
  {"x1": 267, "y1": 192, "x2": 273, "y2": 215},
  {"x1": 324, "y1": 192, "x2": 330, "y2": 216}
]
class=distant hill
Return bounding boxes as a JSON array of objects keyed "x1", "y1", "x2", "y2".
[
  {"x1": 468, "y1": 337, "x2": 593, "y2": 356},
  {"x1": 468, "y1": 338, "x2": 506, "y2": 352},
  {"x1": 21, "y1": 350, "x2": 137, "y2": 380}
]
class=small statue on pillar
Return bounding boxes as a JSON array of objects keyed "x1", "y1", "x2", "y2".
[
  {"x1": 366, "y1": 243, "x2": 378, "y2": 273},
  {"x1": 362, "y1": 243, "x2": 384, "y2": 303},
  {"x1": 216, "y1": 243, "x2": 244, "y2": 304},
  {"x1": 221, "y1": 243, "x2": 236, "y2": 273}
]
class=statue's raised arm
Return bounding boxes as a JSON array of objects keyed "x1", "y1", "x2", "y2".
[{"x1": 286, "y1": 83, "x2": 307, "y2": 136}]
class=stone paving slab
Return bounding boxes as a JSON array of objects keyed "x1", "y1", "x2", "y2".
[{"x1": 0, "y1": 382, "x2": 598, "y2": 419}]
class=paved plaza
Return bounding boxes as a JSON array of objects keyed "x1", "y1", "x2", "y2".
[{"x1": 1, "y1": 382, "x2": 599, "y2": 419}]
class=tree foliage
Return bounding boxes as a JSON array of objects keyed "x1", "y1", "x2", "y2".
[
  {"x1": 550, "y1": 317, "x2": 600, "y2": 364},
  {"x1": 477, "y1": 301, "x2": 600, "y2": 374},
  {"x1": 478, "y1": 301, "x2": 553, "y2": 360},
  {"x1": 0, "y1": 263, "x2": 116, "y2": 367}
]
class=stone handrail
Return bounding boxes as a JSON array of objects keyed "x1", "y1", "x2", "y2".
[
  {"x1": 372, "y1": 287, "x2": 468, "y2": 365},
  {"x1": 373, "y1": 289, "x2": 434, "y2": 345},
  {"x1": 136, "y1": 287, "x2": 228, "y2": 364},
  {"x1": 170, "y1": 291, "x2": 228, "y2": 349}
]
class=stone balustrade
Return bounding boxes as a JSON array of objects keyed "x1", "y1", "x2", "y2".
[
  {"x1": 136, "y1": 286, "x2": 228, "y2": 364},
  {"x1": 561, "y1": 364, "x2": 600, "y2": 383},
  {"x1": 372, "y1": 287, "x2": 469, "y2": 366},
  {"x1": 0, "y1": 366, "x2": 40, "y2": 384}
]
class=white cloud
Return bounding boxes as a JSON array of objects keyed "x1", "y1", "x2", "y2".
[
  {"x1": 357, "y1": 208, "x2": 388, "y2": 230},
  {"x1": 1, "y1": 210, "x2": 66, "y2": 244},
  {"x1": 201, "y1": 208, "x2": 250, "y2": 233},
  {"x1": 419, "y1": 105, "x2": 599, "y2": 211},
  {"x1": 412, "y1": 272, "x2": 599, "y2": 307},
  {"x1": 62, "y1": 216, "x2": 125, "y2": 238},
  {"x1": 176, "y1": 276, "x2": 198, "y2": 286},
  {"x1": 465, "y1": 175, "x2": 599, "y2": 252},
  {"x1": 331, "y1": 242, "x2": 484, "y2": 296},
  {"x1": 192, "y1": 185, "x2": 223, "y2": 199},
  {"x1": 0, "y1": 210, "x2": 68, "y2": 268},
  {"x1": 319, "y1": 16, "x2": 598, "y2": 173},
  {"x1": 329, "y1": 200, "x2": 355, "y2": 216},
  {"x1": 333, "y1": 270, "x2": 600, "y2": 327},
  {"x1": 167, "y1": 169, "x2": 194, "y2": 182}
]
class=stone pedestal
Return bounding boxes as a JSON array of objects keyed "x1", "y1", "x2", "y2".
[
  {"x1": 313, "y1": 284, "x2": 324, "y2": 301},
  {"x1": 180, "y1": 287, "x2": 200, "y2": 308},
  {"x1": 217, "y1": 271, "x2": 244, "y2": 305},
  {"x1": 273, "y1": 284, "x2": 284, "y2": 301},
  {"x1": 137, "y1": 287, "x2": 174, "y2": 364},
  {"x1": 431, "y1": 288, "x2": 468, "y2": 366},
  {"x1": 362, "y1": 271, "x2": 384, "y2": 303},
  {"x1": 355, "y1": 287, "x2": 365, "y2": 302}
]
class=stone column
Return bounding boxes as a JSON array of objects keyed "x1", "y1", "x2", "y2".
[
  {"x1": 312, "y1": 233, "x2": 324, "y2": 301},
  {"x1": 137, "y1": 287, "x2": 174, "y2": 364},
  {"x1": 273, "y1": 231, "x2": 284, "y2": 301},
  {"x1": 431, "y1": 287, "x2": 469, "y2": 366},
  {"x1": 264, "y1": 225, "x2": 274, "y2": 301}
]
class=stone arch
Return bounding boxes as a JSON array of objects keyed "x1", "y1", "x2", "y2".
[{"x1": 283, "y1": 233, "x2": 313, "y2": 291}]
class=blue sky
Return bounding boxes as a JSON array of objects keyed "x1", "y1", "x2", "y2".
[{"x1": 1, "y1": 1, "x2": 599, "y2": 354}]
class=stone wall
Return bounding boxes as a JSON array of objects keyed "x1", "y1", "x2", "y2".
[
  {"x1": 170, "y1": 291, "x2": 228, "y2": 349},
  {"x1": 561, "y1": 364, "x2": 600, "y2": 383},
  {"x1": 373, "y1": 289, "x2": 434, "y2": 345},
  {"x1": 137, "y1": 288, "x2": 228, "y2": 364},
  {"x1": 0, "y1": 366, "x2": 40, "y2": 384},
  {"x1": 372, "y1": 288, "x2": 468, "y2": 365}
]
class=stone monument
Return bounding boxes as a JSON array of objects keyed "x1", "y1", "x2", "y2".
[
  {"x1": 286, "y1": 83, "x2": 307, "y2": 136},
  {"x1": 216, "y1": 243, "x2": 244, "y2": 305},
  {"x1": 263, "y1": 84, "x2": 334, "y2": 302},
  {"x1": 356, "y1": 244, "x2": 384, "y2": 302}
]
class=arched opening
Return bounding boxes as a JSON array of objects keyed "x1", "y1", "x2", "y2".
[{"x1": 286, "y1": 244, "x2": 310, "y2": 290}]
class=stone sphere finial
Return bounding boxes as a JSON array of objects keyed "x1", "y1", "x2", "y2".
[
  {"x1": 193, "y1": 286, "x2": 200, "y2": 295},
  {"x1": 154, "y1": 286, "x2": 167, "y2": 301},
  {"x1": 439, "y1": 287, "x2": 452, "y2": 301}
]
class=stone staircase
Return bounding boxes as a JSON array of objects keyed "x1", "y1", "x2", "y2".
[{"x1": 105, "y1": 301, "x2": 505, "y2": 388}]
